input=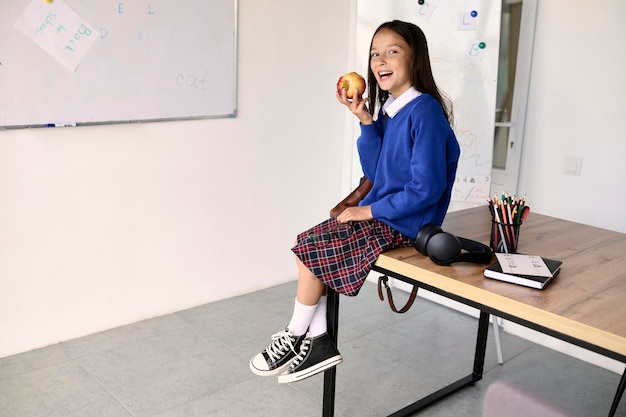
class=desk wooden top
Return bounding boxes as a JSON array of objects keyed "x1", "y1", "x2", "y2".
[{"x1": 374, "y1": 207, "x2": 626, "y2": 360}]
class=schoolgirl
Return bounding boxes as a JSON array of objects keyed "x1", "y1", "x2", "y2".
[{"x1": 250, "y1": 20, "x2": 460, "y2": 384}]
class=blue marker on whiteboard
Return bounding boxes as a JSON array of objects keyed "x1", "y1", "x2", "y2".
[{"x1": 46, "y1": 123, "x2": 76, "y2": 127}]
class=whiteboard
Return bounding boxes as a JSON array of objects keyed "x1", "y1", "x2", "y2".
[
  {"x1": 356, "y1": 0, "x2": 501, "y2": 204},
  {"x1": 0, "y1": 0, "x2": 237, "y2": 128}
]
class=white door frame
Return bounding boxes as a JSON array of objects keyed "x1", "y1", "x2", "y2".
[{"x1": 490, "y1": 0, "x2": 538, "y2": 194}]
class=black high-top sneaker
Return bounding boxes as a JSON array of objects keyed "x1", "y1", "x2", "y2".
[
  {"x1": 249, "y1": 328, "x2": 306, "y2": 376},
  {"x1": 277, "y1": 332, "x2": 342, "y2": 383}
]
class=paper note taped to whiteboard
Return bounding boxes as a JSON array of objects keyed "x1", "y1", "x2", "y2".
[{"x1": 14, "y1": 0, "x2": 98, "y2": 72}]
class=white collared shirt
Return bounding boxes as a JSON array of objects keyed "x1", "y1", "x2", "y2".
[{"x1": 382, "y1": 87, "x2": 422, "y2": 118}]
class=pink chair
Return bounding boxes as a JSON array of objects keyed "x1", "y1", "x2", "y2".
[{"x1": 483, "y1": 380, "x2": 579, "y2": 417}]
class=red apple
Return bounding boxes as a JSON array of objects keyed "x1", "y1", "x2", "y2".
[{"x1": 337, "y1": 72, "x2": 366, "y2": 99}]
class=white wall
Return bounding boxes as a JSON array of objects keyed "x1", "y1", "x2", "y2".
[
  {"x1": 2, "y1": 0, "x2": 625, "y2": 362},
  {"x1": 0, "y1": 0, "x2": 355, "y2": 358},
  {"x1": 519, "y1": 0, "x2": 626, "y2": 232}
]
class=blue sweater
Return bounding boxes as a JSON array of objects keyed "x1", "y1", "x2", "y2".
[{"x1": 358, "y1": 93, "x2": 460, "y2": 238}]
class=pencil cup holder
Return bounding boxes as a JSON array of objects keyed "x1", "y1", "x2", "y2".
[{"x1": 490, "y1": 220, "x2": 522, "y2": 253}]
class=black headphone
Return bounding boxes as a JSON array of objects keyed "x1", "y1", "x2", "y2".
[{"x1": 415, "y1": 223, "x2": 493, "y2": 266}]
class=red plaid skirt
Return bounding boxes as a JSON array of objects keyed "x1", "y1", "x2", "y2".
[{"x1": 291, "y1": 218, "x2": 415, "y2": 296}]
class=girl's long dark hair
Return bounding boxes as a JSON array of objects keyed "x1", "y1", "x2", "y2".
[{"x1": 367, "y1": 20, "x2": 453, "y2": 124}]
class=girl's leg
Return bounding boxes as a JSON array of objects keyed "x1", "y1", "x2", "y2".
[
  {"x1": 295, "y1": 255, "x2": 325, "y2": 305},
  {"x1": 289, "y1": 256, "x2": 327, "y2": 337},
  {"x1": 249, "y1": 255, "x2": 326, "y2": 376},
  {"x1": 287, "y1": 256, "x2": 325, "y2": 336},
  {"x1": 277, "y1": 257, "x2": 341, "y2": 384}
]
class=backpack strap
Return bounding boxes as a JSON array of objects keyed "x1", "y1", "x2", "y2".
[{"x1": 377, "y1": 275, "x2": 418, "y2": 314}]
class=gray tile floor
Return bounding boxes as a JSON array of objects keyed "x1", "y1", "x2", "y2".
[{"x1": 1, "y1": 280, "x2": 624, "y2": 417}]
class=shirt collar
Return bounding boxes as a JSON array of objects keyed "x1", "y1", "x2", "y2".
[{"x1": 382, "y1": 87, "x2": 422, "y2": 118}]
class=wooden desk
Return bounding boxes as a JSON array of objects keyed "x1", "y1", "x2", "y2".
[{"x1": 322, "y1": 207, "x2": 626, "y2": 417}]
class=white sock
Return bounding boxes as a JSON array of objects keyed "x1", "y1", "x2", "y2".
[
  {"x1": 287, "y1": 298, "x2": 317, "y2": 336},
  {"x1": 308, "y1": 295, "x2": 327, "y2": 337}
]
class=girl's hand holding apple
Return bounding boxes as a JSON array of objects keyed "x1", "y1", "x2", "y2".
[{"x1": 336, "y1": 72, "x2": 373, "y2": 125}]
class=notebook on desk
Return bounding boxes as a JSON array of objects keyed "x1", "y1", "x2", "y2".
[{"x1": 484, "y1": 254, "x2": 563, "y2": 290}]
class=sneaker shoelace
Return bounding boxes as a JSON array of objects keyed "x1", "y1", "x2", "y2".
[
  {"x1": 265, "y1": 330, "x2": 298, "y2": 362},
  {"x1": 289, "y1": 338, "x2": 311, "y2": 369}
]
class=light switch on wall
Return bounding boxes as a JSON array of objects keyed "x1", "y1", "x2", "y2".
[{"x1": 563, "y1": 156, "x2": 582, "y2": 176}]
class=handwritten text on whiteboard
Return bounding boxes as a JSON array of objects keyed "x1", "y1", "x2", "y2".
[{"x1": 15, "y1": 0, "x2": 98, "y2": 72}]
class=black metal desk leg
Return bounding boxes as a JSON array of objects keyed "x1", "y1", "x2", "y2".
[
  {"x1": 608, "y1": 368, "x2": 626, "y2": 417},
  {"x1": 472, "y1": 312, "x2": 490, "y2": 379},
  {"x1": 322, "y1": 288, "x2": 340, "y2": 417},
  {"x1": 385, "y1": 307, "x2": 491, "y2": 417}
]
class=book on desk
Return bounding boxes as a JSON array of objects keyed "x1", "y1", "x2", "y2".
[{"x1": 484, "y1": 253, "x2": 563, "y2": 289}]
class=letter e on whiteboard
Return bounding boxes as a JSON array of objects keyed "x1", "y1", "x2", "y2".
[{"x1": 457, "y1": 12, "x2": 477, "y2": 31}]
